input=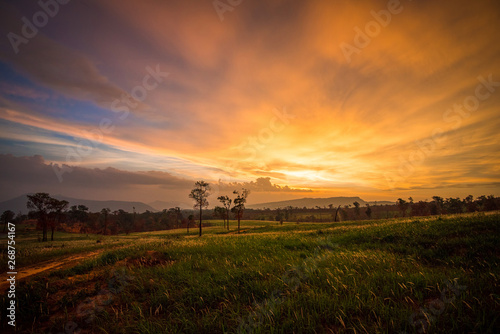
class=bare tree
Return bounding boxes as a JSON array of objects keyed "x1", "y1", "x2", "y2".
[
  {"x1": 232, "y1": 188, "x2": 250, "y2": 234},
  {"x1": 189, "y1": 181, "x2": 211, "y2": 237}
]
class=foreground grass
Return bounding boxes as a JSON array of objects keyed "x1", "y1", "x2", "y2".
[{"x1": 1, "y1": 213, "x2": 499, "y2": 333}]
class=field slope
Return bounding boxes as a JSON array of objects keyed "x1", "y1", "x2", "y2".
[{"x1": 1, "y1": 213, "x2": 499, "y2": 333}]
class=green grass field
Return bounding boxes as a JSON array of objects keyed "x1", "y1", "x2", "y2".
[{"x1": 1, "y1": 213, "x2": 499, "y2": 333}]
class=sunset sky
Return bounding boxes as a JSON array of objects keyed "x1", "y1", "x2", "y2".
[{"x1": 0, "y1": 0, "x2": 499, "y2": 206}]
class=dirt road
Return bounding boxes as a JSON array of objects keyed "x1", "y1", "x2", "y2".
[{"x1": 1, "y1": 250, "x2": 104, "y2": 294}]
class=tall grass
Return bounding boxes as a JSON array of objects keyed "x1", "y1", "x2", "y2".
[{"x1": 1, "y1": 213, "x2": 498, "y2": 333}]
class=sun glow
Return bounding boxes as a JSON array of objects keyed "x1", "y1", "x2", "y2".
[{"x1": 278, "y1": 170, "x2": 332, "y2": 183}]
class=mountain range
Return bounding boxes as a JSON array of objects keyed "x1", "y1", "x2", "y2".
[
  {"x1": 0, "y1": 194, "x2": 395, "y2": 215},
  {"x1": 0, "y1": 194, "x2": 157, "y2": 215}
]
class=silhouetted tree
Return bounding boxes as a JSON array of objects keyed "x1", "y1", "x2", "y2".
[
  {"x1": 353, "y1": 201, "x2": 361, "y2": 217},
  {"x1": 217, "y1": 195, "x2": 232, "y2": 230},
  {"x1": 445, "y1": 197, "x2": 463, "y2": 214},
  {"x1": 408, "y1": 197, "x2": 414, "y2": 217},
  {"x1": 432, "y1": 196, "x2": 444, "y2": 215},
  {"x1": 477, "y1": 195, "x2": 497, "y2": 211},
  {"x1": 69, "y1": 205, "x2": 89, "y2": 223},
  {"x1": 174, "y1": 207, "x2": 182, "y2": 228},
  {"x1": 232, "y1": 188, "x2": 250, "y2": 234},
  {"x1": 276, "y1": 208, "x2": 284, "y2": 225},
  {"x1": 1, "y1": 210, "x2": 15, "y2": 233},
  {"x1": 100, "y1": 208, "x2": 111, "y2": 235},
  {"x1": 117, "y1": 209, "x2": 133, "y2": 235},
  {"x1": 189, "y1": 181, "x2": 211, "y2": 236},
  {"x1": 464, "y1": 195, "x2": 476, "y2": 212},
  {"x1": 397, "y1": 198, "x2": 408, "y2": 217},
  {"x1": 365, "y1": 204, "x2": 372, "y2": 219},
  {"x1": 27, "y1": 193, "x2": 54, "y2": 242}
]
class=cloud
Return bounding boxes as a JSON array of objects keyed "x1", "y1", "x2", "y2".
[
  {"x1": 0, "y1": 2, "x2": 139, "y2": 112},
  {"x1": 0, "y1": 0, "x2": 499, "y2": 202},
  {"x1": 216, "y1": 177, "x2": 312, "y2": 193},
  {"x1": 0, "y1": 154, "x2": 194, "y2": 202},
  {"x1": 0, "y1": 155, "x2": 311, "y2": 205}
]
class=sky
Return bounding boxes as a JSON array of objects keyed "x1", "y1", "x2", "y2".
[{"x1": 0, "y1": 0, "x2": 499, "y2": 206}]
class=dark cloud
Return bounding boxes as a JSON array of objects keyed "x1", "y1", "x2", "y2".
[
  {"x1": 219, "y1": 177, "x2": 312, "y2": 193},
  {"x1": 0, "y1": 155, "x2": 309, "y2": 204},
  {"x1": 0, "y1": 154, "x2": 193, "y2": 202},
  {"x1": 0, "y1": 2, "x2": 131, "y2": 110}
]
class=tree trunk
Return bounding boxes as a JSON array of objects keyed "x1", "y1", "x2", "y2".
[
  {"x1": 227, "y1": 211, "x2": 230, "y2": 230},
  {"x1": 237, "y1": 212, "x2": 241, "y2": 234},
  {"x1": 334, "y1": 205, "x2": 341, "y2": 222},
  {"x1": 41, "y1": 215, "x2": 47, "y2": 242},
  {"x1": 103, "y1": 215, "x2": 107, "y2": 235},
  {"x1": 199, "y1": 207, "x2": 202, "y2": 237},
  {"x1": 51, "y1": 226, "x2": 55, "y2": 241}
]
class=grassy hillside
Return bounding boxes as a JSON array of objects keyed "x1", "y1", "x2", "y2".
[{"x1": 1, "y1": 213, "x2": 499, "y2": 333}]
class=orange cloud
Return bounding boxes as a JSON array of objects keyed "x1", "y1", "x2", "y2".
[{"x1": 0, "y1": 0, "x2": 499, "y2": 202}]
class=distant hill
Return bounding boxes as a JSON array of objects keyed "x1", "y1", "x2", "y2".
[
  {"x1": 148, "y1": 200, "x2": 192, "y2": 211},
  {"x1": 247, "y1": 197, "x2": 369, "y2": 210},
  {"x1": 0, "y1": 194, "x2": 157, "y2": 214}
]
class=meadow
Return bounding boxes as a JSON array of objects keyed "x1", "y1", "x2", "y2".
[{"x1": 1, "y1": 213, "x2": 499, "y2": 333}]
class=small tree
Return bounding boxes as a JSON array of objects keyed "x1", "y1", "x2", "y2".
[
  {"x1": 432, "y1": 196, "x2": 444, "y2": 215},
  {"x1": 100, "y1": 208, "x2": 111, "y2": 235},
  {"x1": 217, "y1": 195, "x2": 232, "y2": 230},
  {"x1": 353, "y1": 201, "x2": 361, "y2": 217},
  {"x1": 27, "y1": 193, "x2": 54, "y2": 242},
  {"x1": 69, "y1": 205, "x2": 89, "y2": 223},
  {"x1": 174, "y1": 207, "x2": 182, "y2": 228},
  {"x1": 189, "y1": 181, "x2": 211, "y2": 237},
  {"x1": 397, "y1": 198, "x2": 408, "y2": 217},
  {"x1": 117, "y1": 209, "x2": 133, "y2": 235},
  {"x1": 464, "y1": 195, "x2": 476, "y2": 212},
  {"x1": 232, "y1": 188, "x2": 250, "y2": 234},
  {"x1": 365, "y1": 204, "x2": 372, "y2": 219},
  {"x1": 1, "y1": 210, "x2": 15, "y2": 233}
]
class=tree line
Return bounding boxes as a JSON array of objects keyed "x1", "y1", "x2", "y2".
[
  {"x1": 1, "y1": 191, "x2": 497, "y2": 242},
  {"x1": 239, "y1": 195, "x2": 499, "y2": 222}
]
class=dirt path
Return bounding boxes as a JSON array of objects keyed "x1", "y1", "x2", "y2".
[{"x1": 1, "y1": 250, "x2": 105, "y2": 294}]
